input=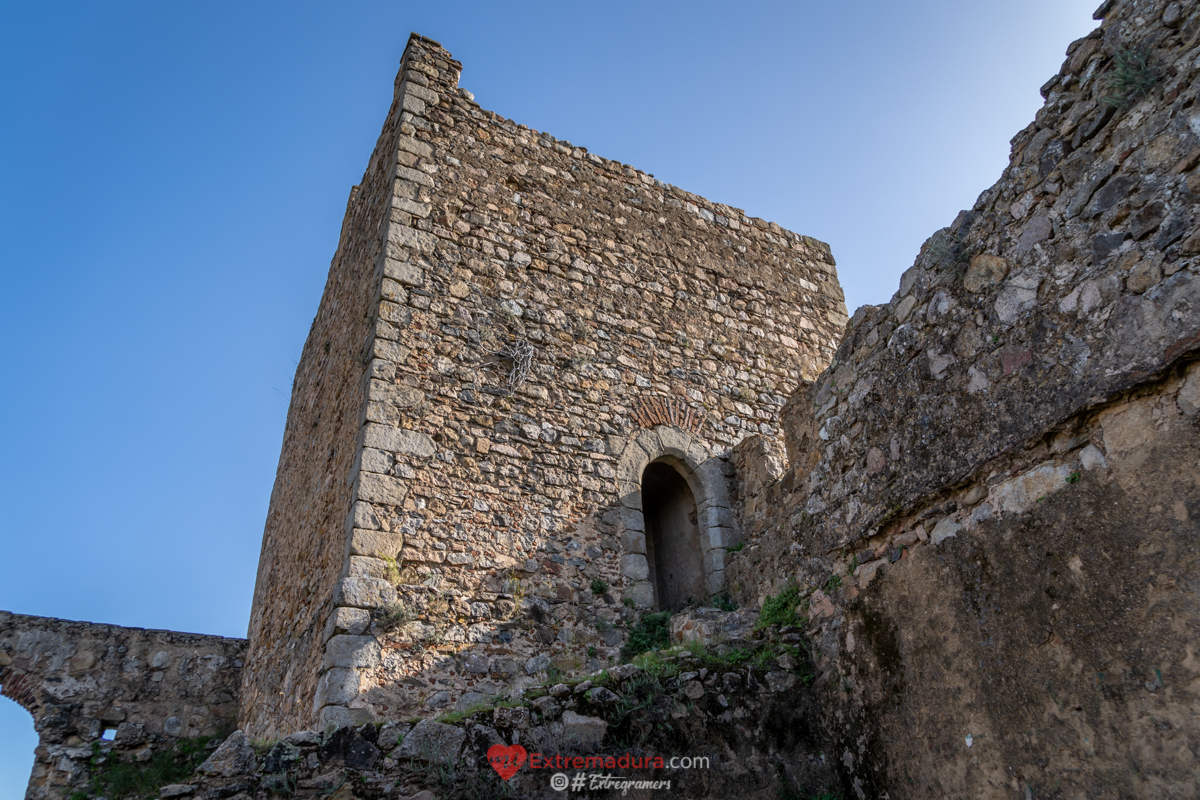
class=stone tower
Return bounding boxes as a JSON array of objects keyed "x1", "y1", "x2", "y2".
[{"x1": 238, "y1": 33, "x2": 847, "y2": 738}]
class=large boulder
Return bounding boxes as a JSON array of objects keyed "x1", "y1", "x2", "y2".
[
  {"x1": 197, "y1": 731, "x2": 256, "y2": 777},
  {"x1": 397, "y1": 719, "x2": 466, "y2": 765},
  {"x1": 320, "y1": 725, "x2": 380, "y2": 770},
  {"x1": 561, "y1": 710, "x2": 607, "y2": 750}
]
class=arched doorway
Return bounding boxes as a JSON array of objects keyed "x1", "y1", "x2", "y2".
[
  {"x1": 614, "y1": 424, "x2": 741, "y2": 608},
  {"x1": 641, "y1": 461, "x2": 705, "y2": 610}
]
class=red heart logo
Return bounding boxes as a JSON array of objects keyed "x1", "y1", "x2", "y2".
[{"x1": 487, "y1": 743, "x2": 527, "y2": 781}]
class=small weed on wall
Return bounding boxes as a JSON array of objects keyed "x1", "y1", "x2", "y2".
[
  {"x1": 1103, "y1": 46, "x2": 1160, "y2": 109},
  {"x1": 757, "y1": 583, "x2": 805, "y2": 628}
]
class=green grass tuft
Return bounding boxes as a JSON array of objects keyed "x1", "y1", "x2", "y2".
[
  {"x1": 375, "y1": 600, "x2": 411, "y2": 633},
  {"x1": 757, "y1": 583, "x2": 804, "y2": 628},
  {"x1": 621, "y1": 611, "x2": 672, "y2": 660},
  {"x1": 436, "y1": 702, "x2": 492, "y2": 725},
  {"x1": 85, "y1": 737, "x2": 218, "y2": 798}
]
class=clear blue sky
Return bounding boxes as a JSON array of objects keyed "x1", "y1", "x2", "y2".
[{"x1": 0, "y1": 0, "x2": 1096, "y2": 791}]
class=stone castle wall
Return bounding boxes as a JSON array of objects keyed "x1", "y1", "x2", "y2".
[
  {"x1": 727, "y1": 0, "x2": 1200, "y2": 794},
  {"x1": 239, "y1": 33, "x2": 848, "y2": 737},
  {"x1": 237, "y1": 54, "x2": 420, "y2": 738},
  {"x1": 0, "y1": 612, "x2": 244, "y2": 800}
]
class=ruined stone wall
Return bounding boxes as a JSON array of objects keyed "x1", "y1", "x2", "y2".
[
  {"x1": 241, "y1": 33, "x2": 848, "y2": 737},
  {"x1": 51, "y1": 637, "x2": 830, "y2": 800},
  {"x1": 0, "y1": 612, "x2": 245, "y2": 800},
  {"x1": 727, "y1": 0, "x2": 1200, "y2": 795},
  {"x1": 238, "y1": 48, "x2": 416, "y2": 738}
]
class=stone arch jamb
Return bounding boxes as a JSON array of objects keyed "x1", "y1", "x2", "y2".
[{"x1": 614, "y1": 425, "x2": 741, "y2": 608}]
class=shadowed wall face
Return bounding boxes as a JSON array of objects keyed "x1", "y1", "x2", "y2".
[{"x1": 642, "y1": 462, "x2": 704, "y2": 609}]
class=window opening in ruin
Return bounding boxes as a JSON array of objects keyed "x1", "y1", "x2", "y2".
[
  {"x1": 101, "y1": 727, "x2": 117, "y2": 741},
  {"x1": 641, "y1": 460, "x2": 705, "y2": 610},
  {"x1": 0, "y1": 695, "x2": 38, "y2": 799}
]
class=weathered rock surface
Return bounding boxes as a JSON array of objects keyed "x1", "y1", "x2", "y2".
[{"x1": 728, "y1": 1, "x2": 1200, "y2": 795}]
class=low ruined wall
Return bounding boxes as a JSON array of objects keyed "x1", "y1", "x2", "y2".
[
  {"x1": 0, "y1": 612, "x2": 245, "y2": 800},
  {"x1": 727, "y1": 0, "x2": 1200, "y2": 796}
]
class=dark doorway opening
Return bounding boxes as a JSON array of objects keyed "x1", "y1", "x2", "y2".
[{"x1": 642, "y1": 461, "x2": 705, "y2": 610}]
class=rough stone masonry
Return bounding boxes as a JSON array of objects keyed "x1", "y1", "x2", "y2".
[{"x1": 5, "y1": 0, "x2": 1200, "y2": 797}]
